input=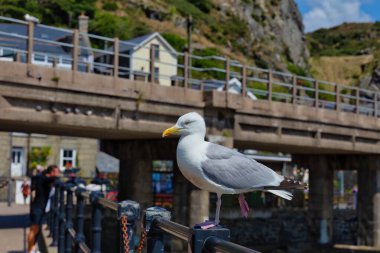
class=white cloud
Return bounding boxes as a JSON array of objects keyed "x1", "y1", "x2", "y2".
[{"x1": 303, "y1": 0, "x2": 373, "y2": 32}]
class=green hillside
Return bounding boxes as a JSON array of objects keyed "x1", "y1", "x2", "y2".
[
  {"x1": 307, "y1": 22, "x2": 380, "y2": 87},
  {"x1": 307, "y1": 22, "x2": 380, "y2": 57}
]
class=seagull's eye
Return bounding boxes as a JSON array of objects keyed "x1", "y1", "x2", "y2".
[{"x1": 183, "y1": 120, "x2": 191, "y2": 126}]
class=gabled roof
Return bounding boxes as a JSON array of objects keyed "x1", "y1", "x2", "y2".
[
  {"x1": 0, "y1": 23, "x2": 91, "y2": 57},
  {"x1": 119, "y1": 32, "x2": 178, "y2": 57}
]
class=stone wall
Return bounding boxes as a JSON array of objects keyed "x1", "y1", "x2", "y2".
[{"x1": 221, "y1": 209, "x2": 357, "y2": 253}]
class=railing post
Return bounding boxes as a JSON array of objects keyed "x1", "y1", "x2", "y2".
[
  {"x1": 113, "y1": 38, "x2": 119, "y2": 78},
  {"x1": 65, "y1": 184, "x2": 74, "y2": 253},
  {"x1": 47, "y1": 191, "x2": 55, "y2": 237},
  {"x1": 241, "y1": 65, "x2": 247, "y2": 97},
  {"x1": 335, "y1": 84, "x2": 340, "y2": 112},
  {"x1": 314, "y1": 80, "x2": 319, "y2": 108},
  {"x1": 190, "y1": 226, "x2": 230, "y2": 253},
  {"x1": 292, "y1": 75, "x2": 297, "y2": 104},
  {"x1": 90, "y1": 191, "x2": 103, "y2": 253},
  {"x1": 144, "y1": 207, "x2": 171, "y2": 253},
  {"x1": 183, "y1": 52, "x2": 188, "y2": 88},
  {"x1": 75, "y1": 188, "x2": 86, "y2": 253},
  {"x1": 224, "y1": 57, "x2": 230, "y2": 91},
  {"x1": 267, "y1": 70, "x2": 273, "y2": 102},
  {"x1": 150, "y1": 45, "x2": 155, "y2": 84},
  {"x1": 355, "y1": 87, "x2": 360, "y2": 114},
  {"x1": 374, "y1": 92, "x2": 378, "y2": 117},
  {"x1": 52, "y1": 181, "x2": 60, "y2": 246},
  {"x1": 72, "y1": 29, "x2": 79, "y2": 72},
  {"x1": 14, "y1": 52, "x2": 21, "y2": 62},
  {"x1": 58, "y1": 182, "x2": 66, "y2": 253},
  {"x1": 117, "y1": 200, "x2": 140, "y2": 252},
  {"x1": 27, "y1": 21, "x2": 34, "y2": 64}
]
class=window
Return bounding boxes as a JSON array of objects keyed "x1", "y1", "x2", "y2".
[
  {"x1": 60, "y1": 148, "x2": 77, "y2": 170},
  {"x1": 154, "y1": 67, "x2": 159, "y2": 83},
  {"x1": 152, "y1": 160, "x2": 173, "y2": 209},
  {"x1": 152, "y1": 44, "x2": 159, "y2": 60}
]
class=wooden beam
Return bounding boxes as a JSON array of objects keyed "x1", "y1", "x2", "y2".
[
  {"x1": 267, "y1": 70, "x2": 273, "y2": 102},
  {"x1": 113, "y1": 38, "x2": 119, "y2": 78},
  {"x1": 27, "y1": 21, "x2": 34, "y2": 64},
  {"x1": 241, "y1": 65, "x2": 247, "y2": 96},
  {"x1": 72, "y1": 29, "x2": 79, "y2": 71}
]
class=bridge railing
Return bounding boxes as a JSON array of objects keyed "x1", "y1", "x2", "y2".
[
  {"x1": 0, "y1": 15, "x2": 379, "y2": 118},
  {"x1": 47, "y1": 179, "x2": 259, "y2": 253}
]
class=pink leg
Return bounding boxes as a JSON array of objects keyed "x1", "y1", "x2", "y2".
[{"x1": 238, "y1": 193, "x2": 249, "y2": 218}]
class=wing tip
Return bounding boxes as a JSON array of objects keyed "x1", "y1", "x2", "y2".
[{"x1": 267, "y1": 190, "x2": 293, "y2": 200}]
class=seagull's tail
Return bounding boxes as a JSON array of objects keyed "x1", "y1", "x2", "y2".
[{"x1": 267, "y1": 190, "x2": 293, "y2": 200}]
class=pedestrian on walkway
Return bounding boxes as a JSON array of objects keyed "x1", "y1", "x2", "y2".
[
  {"x1": 27, "y1": 165, "x2": 60, "y2": 253},
  {"x1": 21, "y1": 178, "x2": 30, "y2": 205}
]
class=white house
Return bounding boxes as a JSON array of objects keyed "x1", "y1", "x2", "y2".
[{"x1": 95, "y1": 32, "x2": 178, "y2": 86}]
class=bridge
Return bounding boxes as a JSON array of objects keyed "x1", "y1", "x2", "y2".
[{"x1": 1, "y1": 16, "x2": 380, "y2": 250}]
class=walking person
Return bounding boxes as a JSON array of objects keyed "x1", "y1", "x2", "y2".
[
  {"x1": 21, "y1": 178, "x2": 30, "y2": 205},
  {"x1": 27, "y1": 165, "x2": 60, "y2": 253}
]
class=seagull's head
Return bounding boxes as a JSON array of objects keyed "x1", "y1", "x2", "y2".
[{"x1": 162, "y1": 112, "x2": 206, "y2": 138}]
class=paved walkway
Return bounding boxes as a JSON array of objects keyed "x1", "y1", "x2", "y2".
[{"x1": 0, "y1": 202, "x2": 29, "y2": 253}]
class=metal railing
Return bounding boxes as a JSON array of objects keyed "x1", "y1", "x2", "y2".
[
  {"x1": 47, "y1": 179, "x2": 259, "y2": 253},
  {"x1": 0, "y1": 15, "x2": 378, "y2": 118}
]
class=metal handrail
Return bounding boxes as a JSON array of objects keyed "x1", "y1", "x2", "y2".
[
  {"x1": 205, "y1": 236, "x2": 260, "y2": 253},
  {"x1": 154, "y1": 218, "x2": 190, "y2": 241}
]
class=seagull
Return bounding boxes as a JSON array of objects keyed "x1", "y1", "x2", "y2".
[
  {"x1": 24, "y1": 14, "x2": 40, "y2": 24},
  {"x1": 162, "y1": 112, "x2": 306, "y2": 227}
]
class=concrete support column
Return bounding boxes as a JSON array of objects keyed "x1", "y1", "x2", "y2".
[
  {"x1": 189, "y1": 190, "x2": 209, "y2": 226},
  {"x1": 355, "y1": 156, "x2": 380, "y2": 245},
  {"x1": 374, "y1": 193, "x2": 380, "y2": 247},
  {"x1": 100, "y1": 139, "x2": 178, "y2": 211},
  {"x1": 308, "y1": 155, "x2": 333, "y2": 245},
  {"x1": 293, "y1": 155, "x2": 334, "y2": 246}
]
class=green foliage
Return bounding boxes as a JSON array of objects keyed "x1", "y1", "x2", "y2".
[
  {"x1": 0, "y1": 0, "x2": 96, "y2": 27},
  {"x1": 191, "y1": 47, "x2": 225, "y2": 80},
  {"x1": 162, "y1": 33, "x2": 186, "y2": 52},
  {"x1": 89, "y1": 11, "x2": 150, "y2": 40},
  {"x1": 163, "y1": 0, "x2": 211, "y2": 25},
  {"x1": 191, "y1": 0, "x2": 212, "y2": 13},
  {"x1": 307, "y1": 23, "x2": 380, "y2": 57},
  {"x1": 254, "y1": 55, "x2": 269, "y2": 69},
  {"x1": 287, "y1": 62, "x2": 308, "y2": 76},
  {"x1": 29, "y1": 146, "x2": 51, "y2": 169},
  {"x1": 103, "y1": 2, "x2": 118, "y2": 11}
]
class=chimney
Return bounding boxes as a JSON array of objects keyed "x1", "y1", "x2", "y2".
[{"x1": 78, "y1": 12, "x2": 89, "y2": 33}]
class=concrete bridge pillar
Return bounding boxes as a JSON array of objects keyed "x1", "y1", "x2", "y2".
[
  {"x1": 352, "y1": 155, "x2": 380, "y2": 246},
  {"x1": 100, "y1": 139, "x2": 177, "y2": 211},
  {"x1": 306, "y1": 155, "x2": 334, "y2": 245},
  {"x1": 293, "y1": 155, "x2": 335, "y2": 246}
]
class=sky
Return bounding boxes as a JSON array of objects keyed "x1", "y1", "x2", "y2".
[{"x1": 295, "y1": 0, "x2": 380, "y2": 33}]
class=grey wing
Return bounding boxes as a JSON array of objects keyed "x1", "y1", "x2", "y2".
[{"x1": 201, "y1": 143, "x2": 280, "y2": 189}]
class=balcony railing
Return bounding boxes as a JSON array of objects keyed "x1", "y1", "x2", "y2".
[{"x1": 0, "y1": 15, "x2": 378, "y2": 118}]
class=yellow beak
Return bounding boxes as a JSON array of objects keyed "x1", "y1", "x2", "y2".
[{"x1": 162, "y1": 126, "x2": 180, "y2": 137}]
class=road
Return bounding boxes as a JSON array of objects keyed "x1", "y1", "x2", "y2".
[{"x1": 0, "y1": 202, "x2": 29, "y2": 253}]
